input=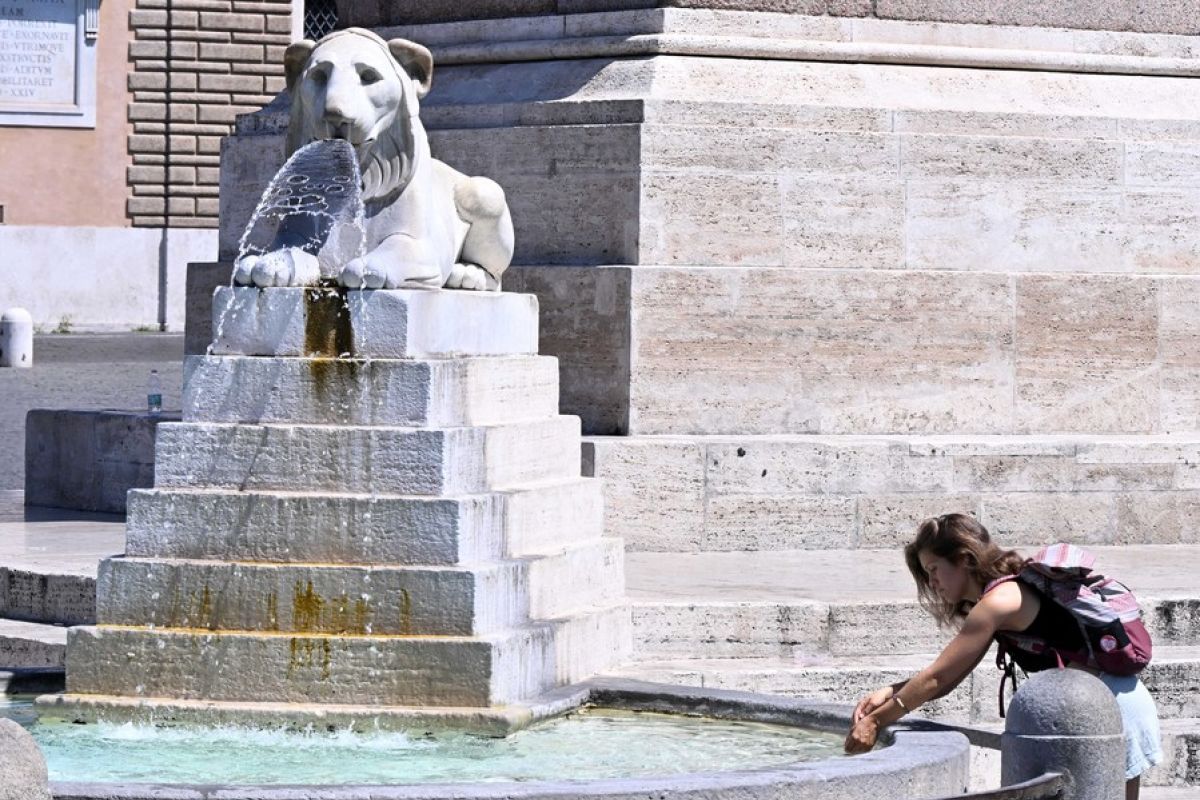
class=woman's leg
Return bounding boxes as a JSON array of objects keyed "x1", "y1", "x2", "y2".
[{"x1": 1098, "y1": 674, "x2": 1160, "y2": 797}]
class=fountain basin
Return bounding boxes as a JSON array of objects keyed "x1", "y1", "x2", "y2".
[{"x1": 5, "y1": 679, "x2": 969, "y2": 800}]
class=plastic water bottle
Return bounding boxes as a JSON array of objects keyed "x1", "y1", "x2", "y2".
[{"x1": 147, "y1": 369, "x2": 162, "y2": 416}]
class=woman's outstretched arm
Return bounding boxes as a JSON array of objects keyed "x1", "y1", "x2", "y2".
[{"x1": 844, "y1": 582, "x2": 1024, "y2": 753}]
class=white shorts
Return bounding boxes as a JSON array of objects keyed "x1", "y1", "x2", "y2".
[{"x1": 1098, "y1": 673, "x2": 1163, "y2": 780}]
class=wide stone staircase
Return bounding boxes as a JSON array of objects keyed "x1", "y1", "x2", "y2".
[{"x1": 596, "y1": 435, "x2": 1200, "y2": 790}]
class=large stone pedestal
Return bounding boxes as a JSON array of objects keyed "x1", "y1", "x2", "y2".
[{"x1": 44, "y1": 288, "x2": 630, "y2": 733}]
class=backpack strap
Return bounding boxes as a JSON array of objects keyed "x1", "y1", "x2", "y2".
[
  {"x1": 995, "y1": 639, "x2": 1017, "y2": 718},
  {"x1": 983, "y1": 574, "x2": 1020, "y2": 596}
]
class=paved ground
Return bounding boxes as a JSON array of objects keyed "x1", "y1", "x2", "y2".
[
  {"x1": 0, "y1": 493, "x2": 124, "y2": 575},
  {"x1": 3, "y1": 482, "x2": 1198, "y2": 606},
  {"x1": 0, "y1": 334, "x2": 184, "y2": 490},
  {"x1": 625, "y1": 546, "x2": 1200, "y2": 603}
]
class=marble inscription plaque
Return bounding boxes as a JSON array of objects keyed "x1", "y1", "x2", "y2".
[{"x1": 0, "y1": 0, "x2": 77, "y2": 109}]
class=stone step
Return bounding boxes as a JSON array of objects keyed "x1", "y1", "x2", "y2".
[
  {"x1": 949, "y1": 716, "x2": 1199, "y2": 790},
  {"x1": 613, "y1": 645, "x2": 1200, "y2": 725},
  {"x1": 96, "y1": 557, "x2": 529, "y2": 636},
  {"x1": 67, "y1": 605, "x2": 631, "y2": 707},
  {"x1": 209, "y1": 287, "x2": 539, "y2": 359},
  {"x1": 126, "y1": 479, "x2": 604, "y2": 564},
  {"x1": 0, "y1": 567, "x2": 95, "y2": 626},
  {"x1": 631, "y1": 594, "x2": 1200, "y2": 660},
  {"x1": 183, "y1": 354, "x2": 561, "y2": 428},
  {"x1": 588, "y1": 435, "x2": 1200, "y2": 551},
  {"x1": 96, "y1": 540, "x2": 625, "y2": 635},
  {"x1": 1142, "y1": 789, "x2": 1200, "y2": 799},
  {"x1": 154, "y1": 418, "x2": 581, "y2": 494},
  {"x1": 0, "y1": 619, "x2": 67, "y2": 669},
  {"x1": 625, "y1": 546, "x2": 1200, "y2": 662},
  {"x1": 1147, "y1": 718, "x2": 1200, "y2": 788}
]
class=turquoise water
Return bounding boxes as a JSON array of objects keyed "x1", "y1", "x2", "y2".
[{"x1": 1, "y1": 697, "x2": 842, "y2": 785}]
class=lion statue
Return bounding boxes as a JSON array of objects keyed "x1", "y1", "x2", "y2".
[{"x1": 233, "y1": 27, "x2": 514, "y2": 291}]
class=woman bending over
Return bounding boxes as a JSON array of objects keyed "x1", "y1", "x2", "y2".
[{"x1": 844, "y1": 513, "x2": 1161, "y2": 800}]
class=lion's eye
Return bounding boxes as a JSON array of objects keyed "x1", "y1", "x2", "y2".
[{"x1": 359, "y1": 68, "x2": 382, "y2": 85}]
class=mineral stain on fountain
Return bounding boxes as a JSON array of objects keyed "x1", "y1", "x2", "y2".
[{"x1": 303, "y1": 284, "x2": 354, "y2": 359}]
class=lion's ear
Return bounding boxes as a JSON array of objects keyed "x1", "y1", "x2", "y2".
[
  {"x1": 388, "y1": 38, "x2": 433, "y2": 99},
  {"x1": 284, "y1": 40, "x2": 316, "y2": 91}
]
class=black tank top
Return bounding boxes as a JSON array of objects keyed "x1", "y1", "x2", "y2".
[{"x1": 995, "y1": 578, "x2": 1088, "y2": 673}]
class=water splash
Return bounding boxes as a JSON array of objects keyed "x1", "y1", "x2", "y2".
[{"x1": 237, "y1": 139, "x2": 367, "y2": 274}]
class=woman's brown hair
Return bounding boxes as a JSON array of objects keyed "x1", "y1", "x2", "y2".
[{"x1": 904, "y1": 513, "x2": 1025, "y2": 628}]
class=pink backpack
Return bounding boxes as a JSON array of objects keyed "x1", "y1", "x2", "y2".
[{"x1": 986, "y1": 543, "x2": 1152, "y2": 715}]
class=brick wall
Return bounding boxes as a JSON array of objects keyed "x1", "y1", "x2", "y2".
[{"x1": 126, "y1": 0, "x2": 294, "y2": 227}]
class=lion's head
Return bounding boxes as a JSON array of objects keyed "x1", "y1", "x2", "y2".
[{"x1": 284, "y1": 28, "x2": 434, "y2": 202}]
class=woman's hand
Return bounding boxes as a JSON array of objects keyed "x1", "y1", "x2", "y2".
[
  {"x1": 844, "y1": 715, "x2": 880, "y2": 754},
  {"x1": 852, "y1": 685, "x2": 893, "y2": 724}
]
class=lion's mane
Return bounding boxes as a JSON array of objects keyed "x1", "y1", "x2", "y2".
[{"x1": 285, "y1": 33, "x2": 423, "y2": 204}]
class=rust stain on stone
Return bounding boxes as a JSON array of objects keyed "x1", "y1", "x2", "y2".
[
  {"x1": 287, "y1": 636, "x2": 332, "y2": 680},
  {"x1": 304, "y1": 285, "x2": 353, "y2": 359},
  {"x1": 399, "y1": 588, "x2": 413, "y2": 635},
  {"x1": 196, "y1": 584, "x2": 215, "y2": 630},
  {"x1": 353, "y1": 597, "x2": 369, "y2": 634},
  {"x1": 166, "y1": 585, "x2": 183, "y2": 628},
  {"x1": 293, "y1": 580, "x2": 324, "y2": 632},
  {"x1": 328, "y1": 592, "x2": 370, "y2": 635}
]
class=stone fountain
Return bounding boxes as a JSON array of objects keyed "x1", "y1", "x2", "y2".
[
  {"x1": 36, "y1": 27, "x2": 630, "y2": 734},
  {"x1": 4, "y1": 22, "x2": 973, "y2": 800},
  {"x1": 39, "y1": 285, "x2": 629, "y2": 732}
]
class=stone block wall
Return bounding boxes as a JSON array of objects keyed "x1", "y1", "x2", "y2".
[{"x1": 125, "y1": 0, "x2": 294, "y2": 227}]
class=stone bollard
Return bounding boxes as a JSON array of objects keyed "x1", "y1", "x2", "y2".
[
  {"x1": 0, "y1": 307, "x2": 34, "y2": 368},
  {"x1": 0, "y1": 719, "x2": 53, "y2": 800},
  {"x1": 1001, "y1": 670, "x2": 1125, "y2": 800}
]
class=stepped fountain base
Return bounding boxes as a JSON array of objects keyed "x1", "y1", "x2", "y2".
[{"x1": 50, "y1": 288, "x2": 631, "y2": 734}]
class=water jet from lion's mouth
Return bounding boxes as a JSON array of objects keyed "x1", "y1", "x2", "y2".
[{"x1": 235, "y1": 138, "x2": 368, "y2": 284}]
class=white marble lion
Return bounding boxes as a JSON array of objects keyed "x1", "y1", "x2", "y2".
[{"x1": 233, "y1": 27, "x2": 514, "y2": 291}]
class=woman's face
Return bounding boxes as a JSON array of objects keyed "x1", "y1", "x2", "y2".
[{"x1": 918, "y1": 549, "x2": 973, "y2": 605}]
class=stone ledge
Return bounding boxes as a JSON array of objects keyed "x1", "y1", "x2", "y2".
[
  {"x1": 210, "y1": 287, "x2": 540, "y2": 360},
  {"x1": 24, "y1": 410, "x2": 180, "y2": 515},
  {"x1": 616, "y1": 645, "x2": 1200, "y2": 724},
  {"x1": 378, "y1": 10, "x2": 1200, "y2": 73},
  {"x1": 153, "y1": 417, "x2": 582, "y2": 494},
  {"x1": 124, "y1": 479, "x2": 604, "y2": 564},
  {"x1": 182, "y1": 354, "x2": 561, "y2": 427},
  {"x1": 352, "y1": 2, "x2": 1200, "y2": 38}
]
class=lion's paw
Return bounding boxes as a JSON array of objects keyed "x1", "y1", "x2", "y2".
[
  {"x1": 445, "y1": 263, "x2": 498, "y2": 291},
  {"x1": 233, "y1": 248, "x2": 319, "y2": 288},
  {"x1": 340, "y1": 254, "x2": 441, "y2": 290}
]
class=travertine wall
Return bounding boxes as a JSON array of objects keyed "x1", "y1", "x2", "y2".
[
  {"x1": 585, "y1": 436, "x2": 1200, "y2": 551},
  {"x1": 125, "y1": 0, "x2": 294, "y2": 227}
]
